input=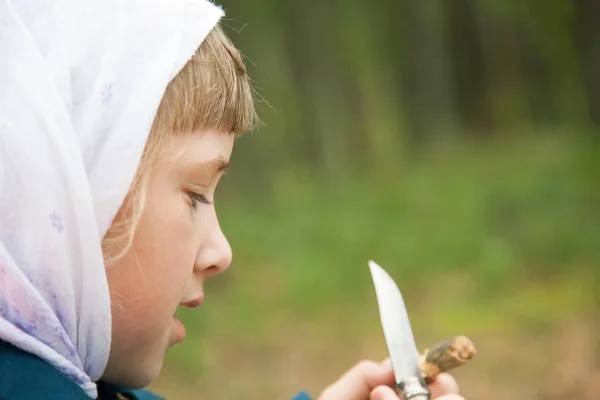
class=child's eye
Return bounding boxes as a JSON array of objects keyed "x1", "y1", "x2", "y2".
[{"x1": 188, "y1": 192, "x2": 212, "y2": 210}]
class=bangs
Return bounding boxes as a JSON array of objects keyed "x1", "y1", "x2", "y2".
[
  {"x1": 102, "y1": 24, "x2": 257, "y2": 266},
  {"x1": 153, "y1": 24, "x2": 258, "y2": 137}
]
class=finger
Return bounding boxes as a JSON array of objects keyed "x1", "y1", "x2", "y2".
[
  {"x1": 428, "y1": 373, "x2": 459, "y2": 398},
  {"x1": 320, "y1": 360, "x2": 395, "y2": 400},
  {"x1": 370, "y1": 385, "x2": 400, "y2": 400},
  {"x1": 435, "y1": 395, "x2": 465, "y2": 400},
  {"x1": 380, "y1": 357, "x2": 392, "y2": 368},
  {"x1": 356, "y1": 360, "x2": 395, "y2": 390}
]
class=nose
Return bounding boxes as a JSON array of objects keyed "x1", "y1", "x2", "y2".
[{"x1": 194, "y1": 220, "x2": 232, "y2": 278}]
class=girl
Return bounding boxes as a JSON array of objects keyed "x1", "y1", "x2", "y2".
[{"x1": 0, "y1": 0, "x2": 466, "y2": 399}]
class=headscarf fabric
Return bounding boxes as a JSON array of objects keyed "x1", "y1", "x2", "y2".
[{"x1": 0, "y1": 0, "x2": 223, "y2": 397}]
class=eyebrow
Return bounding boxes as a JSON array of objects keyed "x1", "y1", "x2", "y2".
[
  {"x1": 178, "y1": 156, "x2": 231, "y2": 179},
  {"x1": 214, "y1": 157, "x2": 231, "y2": 172},
  {"x1": 198, "y1": 157, "x2": 230, "y2": 172}
]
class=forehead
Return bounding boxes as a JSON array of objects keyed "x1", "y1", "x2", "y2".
[{"x1": 161, "y1": 131, "x2": 235, "y2": 166}]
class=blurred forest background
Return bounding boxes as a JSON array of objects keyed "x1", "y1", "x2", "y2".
[{"x1": 151, "y1": 1, "x2": 600, "y2": 399}]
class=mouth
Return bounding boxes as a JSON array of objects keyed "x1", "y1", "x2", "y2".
[
  {"x1": 170, "y1": 294, "x2": 204, "y2": 346},
  {"x1": 172, "y1": 316, "x2": 186, "y2": 344},
  {"x1": 180, "y1": 293, "x2": 204, "y2": 308}
]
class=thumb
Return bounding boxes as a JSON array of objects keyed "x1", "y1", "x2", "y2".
[
  {"x1": 370, "y1": 386, "x2": 400, "y2": 400},
  {"x1": 319, "y1": 359, "x2": 395, "y2": 400}
]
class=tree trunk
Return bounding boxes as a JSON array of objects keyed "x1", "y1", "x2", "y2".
[
  {"x1": 446, "y1": 0, "x2": 494, "y2": 134},
  {"x1": 573, "y1": 0, "x2": 600, "y2": 129}
]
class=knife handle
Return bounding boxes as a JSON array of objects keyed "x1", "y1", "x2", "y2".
[{"x1": 397, "y1": 377, "x2": 431, "y2": 400}]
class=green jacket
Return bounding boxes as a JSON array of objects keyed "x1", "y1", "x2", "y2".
[
  {"x1": 0, "y1": 339, "x2": 162, "y2": 399},
  {"x1": 0, "y1": 340, "x2": 311, "y2": 400}
]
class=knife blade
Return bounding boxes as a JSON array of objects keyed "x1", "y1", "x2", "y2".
[{"x1": 368, "y1": 260, "x2": 430, "y2": 399}]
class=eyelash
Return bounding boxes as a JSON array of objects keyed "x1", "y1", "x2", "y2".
[{"x1": 188, "y1": 192, "x2": 212, "y2": 210}]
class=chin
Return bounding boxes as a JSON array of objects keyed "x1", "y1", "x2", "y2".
[{"x1": 102, "y1": 352, "x2": 165, "y2": 390}]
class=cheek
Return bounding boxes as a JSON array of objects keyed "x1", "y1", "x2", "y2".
[
  {"x1": 133, "y1": 208, "x2": 198, "y2": 303},
  {"x1": 107, "y1": 200, "x2": 198, "y2": 332}
]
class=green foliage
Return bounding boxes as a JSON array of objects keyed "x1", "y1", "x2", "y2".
[
  {"x1": 165, "y1": 133, "x2": 599, "y2": 373},
  {"x1": 162, "y1": 0, "x2": 600, "y2": 379},
  {"x1": 226, "y1": 132, "x2": 597, "y2": 289}
]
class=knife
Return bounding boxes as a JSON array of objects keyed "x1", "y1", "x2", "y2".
[{"x1": 368, "y1": 260, "x2": 431, "y2": 400}]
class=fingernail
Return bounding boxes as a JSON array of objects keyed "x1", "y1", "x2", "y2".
[
  {"x1": 436, "y1": 373, "x2": 460, "y2": 394},
  {"x1": 370, "y1": 390, "x2": 382, "y2": 400},
  {"x1": 379, "y1": 358, "x2": 391, "y2": 367}
]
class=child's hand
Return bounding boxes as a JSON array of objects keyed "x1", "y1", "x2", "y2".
[{"x1": 317, "y1": 358, "x2": 464, "y2": 400}]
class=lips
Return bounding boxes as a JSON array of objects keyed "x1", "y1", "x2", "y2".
[
  {"x1": 180, "y1": 293, "x2": 204, "y2": 308},
  {"x1": 172, "y1": 316, "x2": 186, "y2": 344},
  {"x1": 170, "y1": 294, "x2": 204, "y2": 346}
]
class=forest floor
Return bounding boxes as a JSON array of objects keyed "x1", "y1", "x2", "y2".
[
  {"x1": 149, "y1": 134, "x2": 599, "y2": 399},
  {"x1": 150, "y1": 271, "x2": 599, "y2": 399}
]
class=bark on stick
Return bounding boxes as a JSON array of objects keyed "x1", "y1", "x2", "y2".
[{"x1": 419, "y1": 335, "x2": 476, "y2": 383}]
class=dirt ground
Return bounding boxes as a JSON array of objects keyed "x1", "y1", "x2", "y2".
[{"x1": 150, "y1": 312, "x2": 599, "y2": 399}]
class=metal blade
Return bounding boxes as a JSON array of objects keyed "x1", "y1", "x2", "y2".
[{"x1": 368, "y1": 260, "x2": 421, "y2": 383}]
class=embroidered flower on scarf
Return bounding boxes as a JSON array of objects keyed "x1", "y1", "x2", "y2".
[
  {"x1": 101, "y1": 83, "x2": 113, "y2": 105},
  {"x1": 49, "y1": 211, "x2": 63, "y2": 233}
]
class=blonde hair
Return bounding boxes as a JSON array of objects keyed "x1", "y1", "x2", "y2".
[{"x1": 102, "y1": 24, "x2": 258, "y2": 265}]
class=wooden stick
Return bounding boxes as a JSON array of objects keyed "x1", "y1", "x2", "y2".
[{"x1": 418, "y1": 335, "x2": 476, "y2": 383}]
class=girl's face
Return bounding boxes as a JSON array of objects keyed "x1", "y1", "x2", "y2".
[{"x1": 101, "y1": 131, "x2": 234, "y2": 388}]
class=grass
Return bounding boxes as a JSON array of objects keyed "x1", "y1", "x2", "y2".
[{"x1": 160, "y1": 132, "x2": 599, "y2": 391}]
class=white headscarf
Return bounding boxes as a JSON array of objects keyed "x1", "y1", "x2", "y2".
[{"x1": 0, "y1": 0, "x2": 223, "y2": 397}]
